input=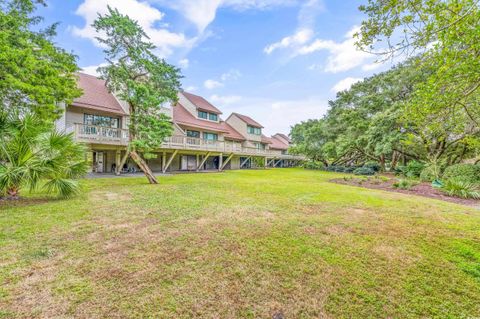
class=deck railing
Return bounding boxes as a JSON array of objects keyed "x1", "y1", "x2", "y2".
[{"x1": 72, "y1": 123, "x2": 304, "y2": 159}]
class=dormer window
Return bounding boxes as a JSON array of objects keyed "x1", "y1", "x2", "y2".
[
  {"x1": 247, "y1": 125, "x2": 261, "y2": 135},
  {"x1": 198, "y1": 110, "x2": 208, "y2": 119},
  {"x1": 198, "y1": 110, "x2": 218, "y2": 121}
]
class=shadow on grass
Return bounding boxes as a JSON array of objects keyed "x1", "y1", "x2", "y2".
[{"x1": 0, "y1": 196, "x2": 60, "y2": 208}]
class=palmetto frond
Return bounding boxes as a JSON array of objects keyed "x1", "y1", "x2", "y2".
[{"x1": 0, "y1": 113, "x2": 87, "y2": 198}]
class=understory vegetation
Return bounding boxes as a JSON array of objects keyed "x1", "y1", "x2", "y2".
[{"x1": 1, "y1": 169, "x2": 480, "y2": 318}]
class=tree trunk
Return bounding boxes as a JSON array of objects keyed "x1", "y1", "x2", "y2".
[
  {"x1": 390, "y1": 151, "x2": 399, "y2": 170},
  {"x1": 115, "y1": 151, "x2": 129, "y2": 175},
  {"x1": 7, "y1": 186, "x2": 20, "y2": 199},
  {"x1": 130, "y1": 150, "x2": 158, "y2": 184}
]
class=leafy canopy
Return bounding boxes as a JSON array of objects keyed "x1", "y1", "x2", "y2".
[
  {"x1": 0, "y1": 0, "x2": 81, "y2": 121},
  {"x1": 93, "y1": 6, "x2": 182, "y2": 157}
]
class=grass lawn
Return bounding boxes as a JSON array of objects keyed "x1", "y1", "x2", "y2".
[{"x1": 1, "y1": 168, "x2": 480, "y2": 318}]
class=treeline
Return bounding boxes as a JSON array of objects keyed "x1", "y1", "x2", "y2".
[
  {"x1": 290, "y1": 0, "x2": 480, "y2": 173},
  {"x1": 290, "y1": 57, "x2": 480, "y2": 171}
]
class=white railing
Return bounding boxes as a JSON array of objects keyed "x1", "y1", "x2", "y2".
[
  {"x1": 73, "y1": 123, "x2": 129, "y2": 145},
  {"x1": 72, "y1": 126, "x2": 305, "y2": 160}
]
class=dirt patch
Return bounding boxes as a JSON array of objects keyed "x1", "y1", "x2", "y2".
[
  {"x1": 89, "y1": 190, "x2": 133, "y2": 202},
  {"x1": 331, "y1": 177, "x2": 480, "y2": 207}
]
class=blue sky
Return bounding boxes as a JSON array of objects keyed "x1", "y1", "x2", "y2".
[{"x1": 37, "y1": 0, "x2": 394, "y2": 135}]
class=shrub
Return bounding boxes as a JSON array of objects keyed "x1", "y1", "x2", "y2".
[
  {"x1": 353, "y1": 167, "x2": 375, "y2": 176},
  {"x1": 344, "y1": 166, "x2": 356, "y2": 173},
  {"x1": 393, "y1": 179, "x2": 418, "y2": 190},
  {"x1": 420, "y1": 166, "x2": 438, "y2": 182},
  {"x1": 364, "y1": 161, "x2": 381, "y2": 172},
  {"x1": 443, "y1": 164, "x2": 480, "y2": 184},
  {"x1": 394, "y1": 165, "x2": 407, "y2": 176},
  {"x1": 303, "y1": 161, "x2": 324, "y2": 170},
  {"x1": 326, "y1": 165, "x2": 337, "y2": 172},
  {"x1": 441, "y1": 179, "x2": 480, "y2": 199},
  {"x1": 334, "y1": 166, "x2": 346, "y2": 172},
  {"x1": 404, "y1": 161, "x2": 425, "y2": 178}
]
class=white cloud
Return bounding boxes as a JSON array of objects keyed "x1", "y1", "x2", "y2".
[
  {"x1": 178, "y1": 58, "x2": 190, "y2": 69},
  {"x1": 204, "y1": 69, "x2": 242, "y2": 89},
  {"x1": 219, "y1": 95, "x2": 328, "y2": 135},
  {"x1": 72, "y1": 0, "x2": 195, "y2": 57},
  {"x1": 210, "y1": 94, "x2": 242, "y2": 105},
  {"x1": 266, "y1": 23, "x2": 379, "y2": 73},
  {"x1": 264, "y1": 28, "x2": 313, "y2": 54},
  {"x1": 204, "y1": 79, "x2": 224, "y2": 89},
  {"x1": 158, "y1": 0, "x2": 297, "y2": 33},
  {"x1": 220, "y1": 69, "x2": 242, "y2": 81},
  {"x1": 184, "y1": 85, "x2": 198, "y2": 92},
  {"x1": 296, "y1": 26, "x2": 373, "y2": 73},
  {"x1": 80, "y1": 63, "x2": 109, "y2": 76},
  {"x1": 331, "y1": 77, "x2": 362, "y2": 93}
]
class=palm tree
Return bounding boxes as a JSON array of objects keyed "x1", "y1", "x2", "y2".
[{"x1": 0, "y1": 113, "x2": 88, "y2": 199}]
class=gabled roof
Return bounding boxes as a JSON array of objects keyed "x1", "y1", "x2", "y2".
[
  {"x1": 229, "y1": 112, "x2": 264, "y2": 128},
  {"x1": 261, "y1": 134, "x2": 273, "y2": 144},
  {"x1": 72, "y1": 73, "x2": 126, "y2": 115},
  {"x1": 182, "y1": 91, "x2": 222, "y2": 114},
  {"x1": 265, "y1": 135, "x2": 289, "y2": 150},
  {"x1": 273, "y1": 133, "x2": 291, "y2": 143},
  {"x1": 173, "y1": 103, "x2": 245, "y2": 141}
]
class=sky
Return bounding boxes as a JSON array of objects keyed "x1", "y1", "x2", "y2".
[{"x1": 36, "y1": 0, "x2": 396, "y2": 135}]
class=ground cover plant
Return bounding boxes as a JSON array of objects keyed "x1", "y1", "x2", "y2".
[{"x1": 1, "y1": 169, "x2": 480, "y2": 318}]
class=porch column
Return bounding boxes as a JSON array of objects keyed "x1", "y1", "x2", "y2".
[
  {"x1": 115, "y1": 149, "x2": 121, "y2": 173},
  {"x1": 218, "y1": 153, "x2": 223, "y2": 171},
  {"x1": 162, "y1": 152, "x2": 166, "y2": 172}
]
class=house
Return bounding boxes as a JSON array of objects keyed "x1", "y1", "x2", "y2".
[{"x1": 57, "y1": 73, "x2": 304, "y2": 173}]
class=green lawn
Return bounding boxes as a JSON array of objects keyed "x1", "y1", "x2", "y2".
[{"x1": 1, "y1": 168, "x2": 480, "y2": 318}]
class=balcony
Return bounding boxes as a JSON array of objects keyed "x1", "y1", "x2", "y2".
[
  {"x1": 71, "y1": 123, "x2": 305, "y2": 160},
  {"x1": 71, "y1": 124, "x2": 129, "y2": 146}
]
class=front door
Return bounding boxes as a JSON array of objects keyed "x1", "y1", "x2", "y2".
[{"x1": 95, "y1": 151, "x2": 104, "y2": 173}]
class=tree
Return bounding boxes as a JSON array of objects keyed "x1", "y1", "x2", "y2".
[
  {"x1": 0, "y1": 0, "x2": 81, "y2": 121},
  {"x1": 356, "y1": 0, "x2": 480, "y2": 163},
  {"x1": 93, "y1": 7, "x2": 182, "y2": 184},
  {"x1": 0, "y1": 113, "x2": 88, "y2": 199}
]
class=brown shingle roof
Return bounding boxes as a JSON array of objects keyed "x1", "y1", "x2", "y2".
[
  {"x1": 173, "y1": 103, "x2": 245, "y2": 141},
  {"x1": 72, "y1": 73, "x2": 126, "y2": 115},
  {"x1": 273, "y1": 133, "x2": 291, "y2": 143},
  {"x1": 266, "y1": 135, "x2": 289, "y2": 150},
  {"x1": 182, "y1": 91, "x2": 222, "y2": 114},
  {"x1": 261, "y1": 135, "x2": 273, "y2": 144},
  {"x1": 230, "y1": 112, "x2": 264, "y2": 128}
]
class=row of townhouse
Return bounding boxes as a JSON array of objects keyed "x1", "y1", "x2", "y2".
[{"x1": 56, "y1": 73, "x2": 304, "y2": 174}]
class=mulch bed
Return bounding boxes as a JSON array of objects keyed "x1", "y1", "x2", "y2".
[{"x1": 331, "y1": 176, "x2": 480, "y2": 207}]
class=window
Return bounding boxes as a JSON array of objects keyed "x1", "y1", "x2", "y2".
[
  {"x1": 208, "y1": 113, "x2": 218, "y2": 121},
  {"x1": 198, "y1": 111, "x2": 208, "y2": 119},
  {"x1": 203, "y1": 132, "x2": 218, "y2": 141},
  {"x1": 84, "y1": 114, "x2": 119, "y2": 128},
  {"x1": 186, "y1": 130, "x2": 200, "y2": 138},
  {"x1": 254, "y1": 142, "x2": 265, "y2": 150},
  {"x1": 198, "y1": 110, "x2": 218, "y2": 121},
  {"x1": 247, "y1": 125, "x2": 261, "y2": 135}
]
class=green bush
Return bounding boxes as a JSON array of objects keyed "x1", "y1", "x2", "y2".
[
  {"x1": 303, "y1": 161, "x2": 324, "y2": 170},
  {"x1": 443, "y1": 164, "x2": 480, "y2": 184},
  {"x1": 404, "y1": 161, "x2": 425, "y2": 178},
  {"x1": 364, "y1": 161, "x2": 381, "y2": 172},
  {"x1": 344, "y1": 166, "x2": 356, "y2": 173},
  {"x1": 353, "y1": 167, "x2": 375, "y2": 176},
  {"x1": 420, "y1": 166, "x2": 439, "y2": 182},
  {"x1": 393, "y1": 179, "x2": 418, "y2": 190},
  {"x1": 441, "y1": 179, "x2": 480, "y2": 199},
  {"x1": 394, "y1": 165, "x2": 407, "y2": 176}
]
